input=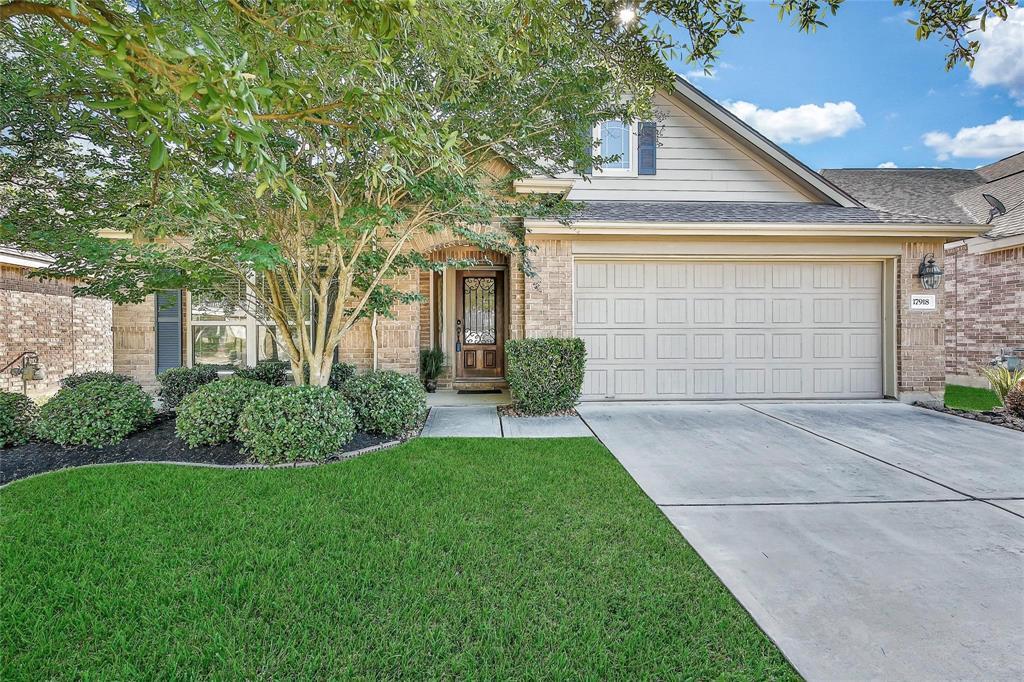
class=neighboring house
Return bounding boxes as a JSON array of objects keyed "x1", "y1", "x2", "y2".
[
  {"x1": 4, "y1": 77, "x2": 987, "y2": 403},
  {"x1": 0, "y1": 247, "x2": 113, "y2": 398},
  {"x1": 822, "y1": 152, "x2": 1024, "y2": 388}
]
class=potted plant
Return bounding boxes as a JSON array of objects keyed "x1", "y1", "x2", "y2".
[{"x1": 420, "y1": 348, "x2": 445, "y2": 393}]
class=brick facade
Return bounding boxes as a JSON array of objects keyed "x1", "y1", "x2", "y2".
[
  {"x1": 0, "y1": 265, "x2": 112, "y2": 398},
  {"x1": 112, "y1": 296, "x2": 158, "y2": 391},
  {"x1": 945, "y1": 244, "x2": 1024, "y2": 381},
  {"x1": 523, "y1": 238, "x2": 573, "y2": 338},
  {"x1": 896, "y1": 241, "x2": 947, "y2": 399}
]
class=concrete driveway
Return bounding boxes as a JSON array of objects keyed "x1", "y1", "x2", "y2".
[{"x1": 577, "y1": 401, "x2": 1024, "y2": 682}]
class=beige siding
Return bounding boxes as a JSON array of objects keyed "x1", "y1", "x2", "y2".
[{"x1": 564, "y1": 93, "x2": 809, "y2": 203}]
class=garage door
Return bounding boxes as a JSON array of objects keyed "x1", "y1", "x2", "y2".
[{"x1": 575, "y1": 261, "x2": 883, "y2": 400}]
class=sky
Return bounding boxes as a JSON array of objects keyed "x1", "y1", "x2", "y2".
[{"x1": 659, "y1": 0, "x2": 1024, "y2": 170}]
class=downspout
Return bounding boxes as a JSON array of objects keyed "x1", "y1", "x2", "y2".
[{"x1": 371, "y1": 312, "x2": 379, "y2": 370}]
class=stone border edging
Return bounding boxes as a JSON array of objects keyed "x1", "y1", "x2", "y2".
[{"x1": 0, "y1": 439, "x2": 404, "y2": 490}]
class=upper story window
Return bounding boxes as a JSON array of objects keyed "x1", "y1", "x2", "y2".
[{"x1": 594, "y1": 120, "x2": 635, "y2": 175}]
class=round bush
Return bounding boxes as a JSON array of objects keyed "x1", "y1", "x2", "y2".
[
  {"x1": 175, "y1": 378, "x2": 272, "y2": 447},
  {"x1": 1, "y1": 391, "x2": 38, "y2": 448},
  {"x1": 1004, "y1": 385, "x2": 1024, "y2": 418},
  {"x1": 236, "y1": 386, "x2": 355, "y2": 464},
  {"x1": 234, "y1": 359, "x2": 289, "y2": 386},
  {"x1": 341, "y1": 370, "x2": 427, "y2": 437},
  {"x1": 157, "y1": 365, "x2": 219, "y2": 410},
  {"x1": 328, "y1": 362, "x2": 356, "y2": 391},
  {"x1": 60, "y1": 371, "x2": 134, "y2": 390},
  {"x1": 36, "y1": 381, "x2": 155, "y2": 447}
]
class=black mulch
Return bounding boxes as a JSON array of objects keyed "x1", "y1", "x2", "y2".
[{"x1": 0, "y1": 414, "x2": 392, "y2": 486}]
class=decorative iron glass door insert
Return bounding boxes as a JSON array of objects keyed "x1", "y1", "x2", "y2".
[{"x1": 456, "y1": 270, "x2": 504, "y2": 378}]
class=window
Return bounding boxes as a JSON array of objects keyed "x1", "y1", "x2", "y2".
[
  {"x1": 595, "y1": 120, "x2": 634, "y2": 174},
  {"x1": 188, "y1": 282, "x2": 312, "y2": 368}
]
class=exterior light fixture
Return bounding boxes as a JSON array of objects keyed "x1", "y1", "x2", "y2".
[{"x1": 917, "y1": 253, "x2": 943, "y2": 290}]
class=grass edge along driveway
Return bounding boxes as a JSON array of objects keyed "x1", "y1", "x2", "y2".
[{"x1": 1, "y1": 437, "x2": 797, "y2": 680}]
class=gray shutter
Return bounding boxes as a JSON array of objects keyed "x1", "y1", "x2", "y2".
[
  {"x1": 638, "y1": 121, "x2": 657, "y2": 175},
  {"x1": 155, "y1": 290, "x2": 183, "y2": 375}
]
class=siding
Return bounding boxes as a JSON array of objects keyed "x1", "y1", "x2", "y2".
[{"x1": 564, "y1": 92, "x2": 808, "y2": 203}]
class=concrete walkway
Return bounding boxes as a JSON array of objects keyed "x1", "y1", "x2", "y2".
[
  {"x1": 420, "y1": 406, "x2": 592, "y2": 438},
  {"x1": 577, "y1": 401, "x2": 1024, "y2": 681}
]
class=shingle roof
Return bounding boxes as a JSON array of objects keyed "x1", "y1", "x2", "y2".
[
  {"x1": 558, "y1": 201, "x2": 923, "y2": 224},
  {"x1": 977, "y1": 152, "x2": 1024, "y2": 183},
  {"x1": 819, "y1": 169, "x2": 980, "y2": 224},
  {"x1": 953, "y1": 171, "x2": 1024, "y2": 239}
]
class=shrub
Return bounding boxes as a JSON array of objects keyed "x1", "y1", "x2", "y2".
[
  {"x1": 978, "y1": 365, "x2": 1024, "y2": 404},
  {"x1": 420, "y1": 348, "x2": 445, "y2": 381},
  {"x1": 157, "y1": 365, "x2": 219, "y2": 410},
  {"x1": 328, "y1": 362, "x2": 356, "y2": 391},
  {"x1": 341, "y1": 370, "x2": 427, "y2": 436},
  {"x1": 1004, "y1": 385, "x2": 1024, "y2": 418},
  {"x1": 236, "y1": 386, "x2": 355, "y2": 464},
  {"x1": 60, "y1": 371, "x2": 134, "y2": 390},
  {"x1": 234, "y1": 359, "x2": 289, "y2": 386},
  {"x1": 175, "y1": 378, "x2": 271, "y2": 447},
  {"x1": 36, "y1": 381, "x2": 155, "y2": 447},
  {"x1": 0, "y1": 391, "x2": 38, "y2": 448},
  {"x1": 505, "y1": 337, "x2": 586, "y2": 414}
]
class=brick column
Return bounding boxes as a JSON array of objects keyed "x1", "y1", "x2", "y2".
[
  {"x1": 524, "y1": 238, "x2": 573, "y2": 338},
  {"x1": 897, "y1": 241, "x2": 947, "y2": 403}
]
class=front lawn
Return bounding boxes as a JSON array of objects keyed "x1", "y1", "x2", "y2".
[
  {"x1": 1, "y1": 438, "x2": 796, "y2": 680},
  {"x1": 945, "y1": 383, "x2": 1001, "y2": 411}
]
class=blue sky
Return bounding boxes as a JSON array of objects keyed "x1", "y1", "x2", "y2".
[{"x1": 659, "y1": 1, "x2": 1024, "y2": 170}]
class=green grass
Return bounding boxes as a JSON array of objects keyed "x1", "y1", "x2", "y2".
[
  {"x1": 1, "y1": 439, "x2": 797, "y2": 680},
  {"x1": 945, "y1": 383, "x2": 1001, "y2": 411}
]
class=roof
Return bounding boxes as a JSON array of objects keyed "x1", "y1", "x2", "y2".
[
  {"x1": 822, "y1": 153, "x2": 1024, "y2": 240},
  {"x1": 564, "y1": 201, "x2": 912, "y2": 224}
]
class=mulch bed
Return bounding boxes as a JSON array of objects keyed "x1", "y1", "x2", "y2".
[
  {"x1": 915, "y1": 402, "x2": 1024, "y2": 432},
  {"x1": 0, "y1": 413, "x2": 393, "y2": 487},
  {"x1": 497, "y1": 404, "x2": 578, "y2": 418}
]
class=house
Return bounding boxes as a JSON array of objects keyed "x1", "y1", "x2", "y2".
[
  {"x1": 822, "y1": 152, "x2": 1024, "y2": 388},
  {"x1": 4, "y1": 77, "x2": 987, "y2": 403}
]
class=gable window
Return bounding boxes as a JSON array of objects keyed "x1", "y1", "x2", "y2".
[{"x1": 594, "y1": 120, "x2": 636, "y2": 175}]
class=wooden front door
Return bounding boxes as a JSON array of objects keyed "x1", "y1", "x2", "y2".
[{"x1": 455, "y1": 269, "x2": 504, "y2": 379}]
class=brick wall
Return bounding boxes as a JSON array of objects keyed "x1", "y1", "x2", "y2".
[
  {"x1": 336, "y1": 271, "x2": 420, "y2": 374},
  {"x1": 523, "y1": 238, "x2": 573, "y2": 338},
  {"x1": 896, "y1": 241, "x2": 947, "y2": 399},
  {"x1": 1, "y1": 265, "x2": 113, "y2": 399},
  {"x1": 112, "y1": 296, "x2": 158, "y2": 391},
  {"x1": 945, "y1": 244, "x2": 1024, "y2": 379}
]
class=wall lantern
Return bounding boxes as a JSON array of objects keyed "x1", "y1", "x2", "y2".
[{"x1": 917, "y1": 253, "x2": 943, "y2": 289}]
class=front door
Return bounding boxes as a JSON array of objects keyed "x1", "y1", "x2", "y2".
[{"x1": 455, "y1": 269, "x2": 504, "y2": 379}]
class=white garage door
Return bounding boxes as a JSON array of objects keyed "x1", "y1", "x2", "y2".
[{"x1": 575, "y1": 260, "x2": 883, "y2": 400}]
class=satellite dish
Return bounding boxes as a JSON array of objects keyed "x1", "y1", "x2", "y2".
[{"x1": 983, "y1": 193, "x2": 1006, "y2": 224}]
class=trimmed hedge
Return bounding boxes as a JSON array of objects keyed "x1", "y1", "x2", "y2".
[
  {"x1": 175, "y1": 378, "x2": 271, "y2": 447},
  {"x1": 36, "y1": 381, "x2": 155, "y2": 447},
  {"x1": 60, "y1": 371, "x2": 134, "y2": 390},
  {"x1": 234, "y1": 359, "x2": 289, "y2": 386},
  {"x1": 157, "y1": 365, "x2": 219, "y2": 410},
  {"x1": 505, "y1": 337, "x2": 587, "y2": 414},
  {"x1": 342, "y1": 371, "x2": 427, "y2": 437},
  {"x1": 236, "y1": 386, "x2": 355, "y2": 464},
  {"x1": 1, "y1": 391, "x2": 37, "y2": 448},
  {"x1": 328, "y1": 362, "x2": 356, "y2": 391}
]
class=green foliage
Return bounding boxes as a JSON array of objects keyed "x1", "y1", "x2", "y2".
[
  {"x1": 328, "y1": 362, "x2": 357, "y2": 391},
  {"x1": 175, "y1": 378, "x2": 272, "y2": 447},
  {"x1": 944, "y1": 384, "x2": 1002, "y2": 412},
  {"x1": 420, "y1": 349, "x2": 445, "y2": 381},
  {"x1": 234, "y1": 359, "x2": 289, "y2": 387},
  {"x1": 60, "y1": 371, "x2": 135, "y2": 390},
  {"x1": 1004, "y1": 386, "x2": 1024, "y2": 418},
  {"x1": 505, "y1": 338, "x2": 587, "y2": 415},
  {"x1": 978, "y1": 365, "x2": 1024, "y2": 403},
  {"x1": 157, "y1": 365, "x2": 219, "y2": 410},
  {"x1": 36, "y1": 381, "x2": 155, "y2": 447},
  {"x1": 342, "y1": 371, "x2": 428, "y2": 437},
  {"x1": 0, "y1": 391, "x2": 37, "y2": 449},
  {"x1": 236, "y1": 386, "x2": 355, "y2": 463}
]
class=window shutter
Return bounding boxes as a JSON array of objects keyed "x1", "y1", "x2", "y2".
[
  {"x1": 155, "y1": 290, "x2": 183, "y2": 375},
  {"x1": 579, "y1": 124, "x2": 593, "y2": 176},
  {"x1": 638, "y1": 121, "x2": 657, "y2": 175}
]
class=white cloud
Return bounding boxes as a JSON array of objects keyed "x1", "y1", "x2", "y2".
[
  {"x1": 922, "y1": 116, "x2": 1024, "y2": 160},
  {"x1": 971, "y1": 7, "x2": 1024, "y2": 104},
  {"x1": 876, "y1": 161, "x2": 898, "y2": 168},
  {"x1": 724, "y1": 100, "x2": 865, "y2": 144}
]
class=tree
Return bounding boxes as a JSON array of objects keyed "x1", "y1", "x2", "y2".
[{"x1": 1, "y1": 0, "x2": 1014, "y2": 384}]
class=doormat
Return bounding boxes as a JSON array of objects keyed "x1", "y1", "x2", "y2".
[{"x1": 457, "y1": 389, "x2": 502, "y2": 395}]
